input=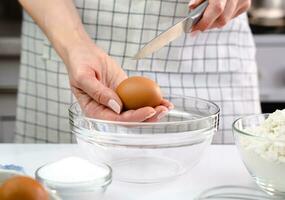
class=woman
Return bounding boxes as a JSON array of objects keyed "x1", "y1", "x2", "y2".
[{"x1": 15, "y1": 0, "x2": 260, "y2": 144}]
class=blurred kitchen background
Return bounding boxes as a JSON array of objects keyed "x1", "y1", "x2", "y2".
[{"x1": 0, "y1": 0, "x2": 285, "y2": 142}]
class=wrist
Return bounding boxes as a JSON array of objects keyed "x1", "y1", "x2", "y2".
[
  {"x1": 51, "y1": 25, "x2": 92, "y2": 60},
  {"x1": 39, "y1": 0, "x2": 93, "y2": 61},
  {"x1": 43, "y1": 9, "x2": 93, "y2": 63}
]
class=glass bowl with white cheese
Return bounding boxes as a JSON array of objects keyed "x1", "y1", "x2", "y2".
[
  {"x1": 69, "y1": 96, "x2": 220, "y2": 184},
  {"x1": 233, "y1": 109, "x2": 285, "y2": 197}
]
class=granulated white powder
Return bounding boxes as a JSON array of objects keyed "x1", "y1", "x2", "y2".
[{"x1": 38, "y1": 157, "x2": 109, "y2": 183}]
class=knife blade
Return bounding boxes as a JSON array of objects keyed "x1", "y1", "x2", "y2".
[{"x1": 134, "y1": 0, "x2": 209, "y2": 60}]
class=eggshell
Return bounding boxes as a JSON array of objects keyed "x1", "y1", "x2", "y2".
[
  {"x1": 116, "y1": 76, "x2": 162, "y2": 110},
  {"x1": 0, "y1": 176, "x2": 49, "y2": 200}
]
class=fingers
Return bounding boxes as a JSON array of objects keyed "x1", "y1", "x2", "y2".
[
  {"x1": 104, "y1": 57, "x2": 128, "y2": 90},
  {"x1": 192, "y1": 0, "x2": 227, "y2": 32},
  {"x1": 233, "y1": 0, "x2": 251, "y2": 18},
  {"x1": 77, "y1": 95, "x2": 174, "y2": 123},
  {"x1": 191, "y1": 0, "x2": 251, "y2": 32},
  {"x1": 118, "y1": 107, "x2": 156, "y2": 122},
  {"x1": 188, "y1": 0, "x2": 204, "y2": 9},
  {"x1": 78, "y1": 75, "x2": 123, "y2": 114},
  {"x1": 84, "y1": 99, "x2": 157, "y2": 122},
  {"x1": 161, "y1": 99, "x2": 174, "y2": 110},
  {"x1": 144, "y1": 105, "x2": 169, "y2": 122},
  {"x1": 209, "y1": 0, "x2": 237, "y2": 29},
  {"x1": 76, "y1": 86, "x2": 174, "y2": 123},
  {"x1": 135, "y1": 98, "x2": 174, "y2": 122},
  {"x1": 144, "y1": 98, "x2": 174, "y2": 122}
]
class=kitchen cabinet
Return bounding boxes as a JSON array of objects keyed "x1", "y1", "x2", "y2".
[
  {"x1": 0, "y1": 115, "x2": 15, "y2": 143},
  {"x1": 0, "y1": 58, "x2": 19, "y2": 89},
  {"x1": 0, "y1": 21, "x2": 20, "y2": 142},
  {"x1": 254, "y1": 35, "x2": 285, "y2": 112},
  {"x1": 0, "y1": 92, "x2": 17, "y2": 142},
  {"x1": 0, "y1": 39, "x2": 19, "y2": 142},
  {"x1": 0, "y1": 57, "x2": 18, "y2": 142},
  {"x1": 255, "y1": 35, "x2": 285, "y2": 103},
  {"x1": 0, "y1": 51, "x2": 19, "y2": 143}
]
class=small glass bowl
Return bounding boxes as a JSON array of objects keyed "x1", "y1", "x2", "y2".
[
  {"x1": 233, "y1": 114, "x2": 285, "y2": 197},
  {"x1": 69, "y1": 96, "x2": 220, "y2": 184},
  {"x1": 35, "y1": 161, "x2": 112, "y2": 200}
]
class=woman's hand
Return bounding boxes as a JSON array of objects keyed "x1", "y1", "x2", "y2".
[
  {"x1": 66, "y1": 40, "x2": 173, "y2": 122},
  {"x1": 189, "y1": 0, "x2": 251, "y2": 32},
  {"x1": 19, "y1": 0, "x2": 172, "y2": 122}
]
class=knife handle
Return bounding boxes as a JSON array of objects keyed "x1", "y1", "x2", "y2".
[{"x1": 185, "y1": 0, "x2": 209, "y2": 32}]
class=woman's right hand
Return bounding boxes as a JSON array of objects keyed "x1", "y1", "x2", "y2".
[{"x1": 65, "y1": 39, "x2": 173, "y2": 122}]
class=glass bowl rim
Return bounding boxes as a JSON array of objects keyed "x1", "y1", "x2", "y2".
[
  {"x1": 35, "y1": 160, "x2": 112, "y2": 191},
  {"x1": 69, "y1": 95, "x2": 220, "y2": 126},
  {"x1": 232, "y1": 113, "x2": 285, "y2": 142}
]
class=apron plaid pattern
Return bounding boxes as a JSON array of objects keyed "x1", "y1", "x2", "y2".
[{"x1": 15, "y1": 0, "x2": 261, "y2": 144}]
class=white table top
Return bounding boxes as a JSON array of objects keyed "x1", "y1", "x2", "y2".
[{"x1": 0, "y1": 144, "x2": 257, "y2": 200}]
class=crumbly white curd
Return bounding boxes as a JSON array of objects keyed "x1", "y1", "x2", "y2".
[{"x1": 239, "y1": 109, "x2": 285, "y2": 192}]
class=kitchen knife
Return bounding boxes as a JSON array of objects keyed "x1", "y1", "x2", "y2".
[{"x1": 134, "y1": 0, "x2": 209, "y2": 60}]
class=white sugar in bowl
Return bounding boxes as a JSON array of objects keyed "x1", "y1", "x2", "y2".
[{"x1": 35, "y1": 157, "x2": 112, "y2": 200}]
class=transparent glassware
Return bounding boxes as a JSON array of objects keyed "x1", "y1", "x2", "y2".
[
  {"x1": 35, "y1": 162, "x2": 112, "y2": 200},
  {"x1": 69, "y1": 96, "x2": 220, "y2": 184},
  {"x1": 233, "y1": 114, "x2": 285, "y2": 197}
]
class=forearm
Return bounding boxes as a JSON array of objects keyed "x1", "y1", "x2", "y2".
[{"x1": 19, "y1": 0, "x2": 91, "y2": 61}]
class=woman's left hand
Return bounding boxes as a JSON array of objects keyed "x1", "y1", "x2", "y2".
[{"x1": 189, "y1": 0, "x2": 251, "y2": 32}]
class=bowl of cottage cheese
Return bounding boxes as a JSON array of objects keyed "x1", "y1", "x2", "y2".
[{"x1": 233, "y1": 109, "x2": 285, "y2": 197}]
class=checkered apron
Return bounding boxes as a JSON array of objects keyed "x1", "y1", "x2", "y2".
[{"x1": 15, "y1": 0, "x2": 261, "y2": 144}]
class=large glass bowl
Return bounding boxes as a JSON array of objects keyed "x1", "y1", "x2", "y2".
[
  {"x1": 69, "y1": 96, "x2": 220, "y2": 184},
  {"x1": 233, "y1": 114, "x2": 285, "y2": 197}
]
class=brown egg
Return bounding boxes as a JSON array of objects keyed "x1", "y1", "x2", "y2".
[
  {"x1": 0, "y1": 176, "x2": 49, "y2": 200},
  {"x1": 0, "y1": 187, "x2": 3, "y2": 199},
  {"x1": 116, "y1": 76, "x2": 163, "y2": 110}
]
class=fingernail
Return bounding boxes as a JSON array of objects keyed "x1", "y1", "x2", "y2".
[
  {"x1": 191, "y1": 30, "x2": 201, "y2": 37},
  {"x1": 144, "y1": 112, "x2": 156, "y2": 120},
  {"x1": 108, "y1": 99, "x2": 121, "y2": 114},
  {"x1": 157, "y1": 111, "x2": 168, "y2": 120}
]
